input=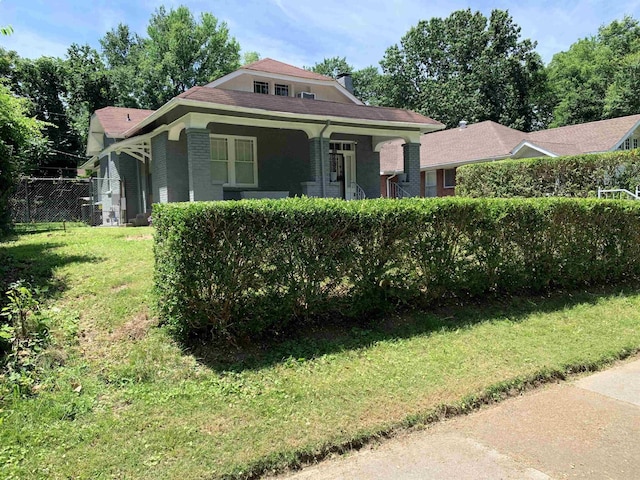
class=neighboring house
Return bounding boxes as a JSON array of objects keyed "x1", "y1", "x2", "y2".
[
  {"x1": 81, "y1": 58, "x2": 443, "y2": 224},
  {"x1": 380, "y1": 114, "x2": 640, "y2": 197}
]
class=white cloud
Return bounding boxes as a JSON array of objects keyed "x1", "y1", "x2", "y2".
[{"x1": 1, "y1": 28, "x2": 69, "y2": 58}]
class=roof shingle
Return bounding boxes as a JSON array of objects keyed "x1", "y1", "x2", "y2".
[
  {"x1": 95, "y1": 106, "x2": 155, "y2": 138},
  {"x1": 242, "y1": 58, "x2": 333, "y2": 81},
  {"x1": 380, "y1": 121, "x2": 525, "y2": 173},
  {"x1": 172, "y1": 86, "x2": 440, "y2": 125}
]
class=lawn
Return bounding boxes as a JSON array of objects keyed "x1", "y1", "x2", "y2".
[{"x1": 1, "y1": 226, "x2": 639, "y2": 479}]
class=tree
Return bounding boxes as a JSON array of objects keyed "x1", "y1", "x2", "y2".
[
  {"x1": 242, "y1": 51, "x2": 260, "y2": 65},
  {"x1": 378, "y1": 9, "x2": 548, "y2": 131},
  {"x1": 100, "y1": 23, "x2": 143, "y2": 108},
  {"x1": 308, "y1": 57, "x2": 383, "y2": 104},
  {"x1": 0, "y1": 83, "x2": 47, "y2": 231},
  {"x1": 547, "y1": 16, "x2": 640, "y2": 126},
  {"x1": 137, "y1": 5, "x2": 241, "y2": 108},
  {"x1": 64, "y1": 43, "x2": 115, "y2": 148},
  {"x1": 11, "y1": 56, "x2": 82, "y2": 175}
]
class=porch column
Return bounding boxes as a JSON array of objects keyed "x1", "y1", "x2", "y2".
[
  {"x1": 302, "y1": 136, "x2": 339, "y2": 198},
  {"x1": 402, "y1": 143, "x2": 421, "y2": 197},
  {"x1": 186, "y1": 128, "x2": 221, "y2": 201}
]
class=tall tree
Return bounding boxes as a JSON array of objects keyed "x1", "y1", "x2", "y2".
[
  {"x1": 11, "y1": 56, "x2": 81, "y2": 175},
  {"x1": 64, "y1": 43, "x2": 115, "y2": 148},
  {"x1": 547, "y1": 16, "x2": 640, "y2": 126},
  {"x1": 100, "y1": 23, "x2": 143, "y2": 108},
  {"x1": 137, "y1": 5, "x2": 240, "y2": 108},
  {"x1": 378, "y1": 9, "x2": 548, "y2": 131},
  {"x1": 0, "y1": 83, "x2": 47, "y2": 231},
  {"x1": 308, "y1": 57, "x2": 382, "y2": 104}
]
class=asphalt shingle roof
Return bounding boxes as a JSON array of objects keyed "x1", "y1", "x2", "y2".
[
  {"x1": 242, "y1": 58, "x2": 333, "y2": 82},
  {"x1": 94, "y1": 107, "x2": 155, "y2": 138},
  {"x1": 175, "y1": 86, "x2": 441, "y2": 126}
]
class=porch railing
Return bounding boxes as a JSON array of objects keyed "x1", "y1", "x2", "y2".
[
  {"x1": 388, "y1": 181, "x2": 411, "y2": 199},
  {"x1": 597, "y1": 186, "x2": 640, "y2": 200},
  {"x1": 351, "y1": 182, "x2": 366, "y2": 200}
]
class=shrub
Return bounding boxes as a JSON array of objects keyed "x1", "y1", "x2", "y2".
[
  {"x1": 153, "y1": 197, "x2": 640, "y2": 341},
  {"x1": 456, "y1": 149, "x2": 640, "y2": 198}
]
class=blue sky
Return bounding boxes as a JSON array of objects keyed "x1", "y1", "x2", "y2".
[{"x1": 2, "y1": 0, "x2": 640, "y2": 69}]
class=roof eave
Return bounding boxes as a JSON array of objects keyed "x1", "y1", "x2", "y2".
[{"x1": 124, "y1": 97, "x2": 443, "y2": 139}]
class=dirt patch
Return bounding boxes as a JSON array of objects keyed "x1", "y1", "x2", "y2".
[
  {"x1": 125, "y1": 235, "x2": 153, "y2": 241},
  {"x1": 111, "y1": 284, "x2": 128, "y2": 293},
  {"x1": 111, "y1": 311, "x2": 157, "y2": 341}
]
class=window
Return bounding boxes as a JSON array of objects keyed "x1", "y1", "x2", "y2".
[
  {"x1": 425, "y1": 170, "x2": 437, "y2": 197},
  {"x1": 274, "y1": 84, "x2": 289, "y2": 96},
  {"x1": 253, "y1": 81, "x2": 269, "y2": 94},
  {"x1": 621, "y1": 137, "x2": 639, "y2": 150},
  {"x1": 210, "y1": 135, "x2": 258, "y2": 187},
  {"x1": 444, "y1": 168, "x2": 456, "y2": 188}
]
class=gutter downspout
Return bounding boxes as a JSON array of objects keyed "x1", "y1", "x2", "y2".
[
  {"x1": 386, "y1": 173, "x2": 397, "y2": 198},
  {"x1": 319, "y1": 120, "x2": 331, "y2": 197}
]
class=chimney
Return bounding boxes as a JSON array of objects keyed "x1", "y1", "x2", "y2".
[
  {"x1": 336, "y1": 72, "x2": 354, "y2": 94},
  {"x1": 458, "y1": 120, "x2": 468, "y2": 129},
  {"x1": 126, "y1": 113, "x2": 131, "y2": 122}
]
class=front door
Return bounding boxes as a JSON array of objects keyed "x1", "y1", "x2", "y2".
[
  {"x1": 343, "y1": 152, "x2": 357, "y2": 200},
  {"x1": 330, "y1": 142, "x2": 357, "y2": 199}
]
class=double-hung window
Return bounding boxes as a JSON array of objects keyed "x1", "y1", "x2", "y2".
[
  {"x1": 274, "y1": 84, "x2": 289, "y2": 96},
  {"x1": 210, "y1": 135, "x2": 258, "y2": 187},
  {"x1": 444, "y1": 168, "x2": 456, "y2": 188},
  {"x1": 253, "y1": 81, "x2": 269, "y2": 94}
]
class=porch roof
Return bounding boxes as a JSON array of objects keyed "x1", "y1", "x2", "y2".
[{"x1": 124, "y1": 87, "x2": 441, "y2": 138}]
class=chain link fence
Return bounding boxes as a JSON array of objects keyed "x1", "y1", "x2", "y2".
[{"x1": 9, "y1": 177, "x2": 123, "y2": 231}]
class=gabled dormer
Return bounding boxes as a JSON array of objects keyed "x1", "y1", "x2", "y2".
[{"x1": 205, "y1": 58, "x2": 364, "y2": 105}]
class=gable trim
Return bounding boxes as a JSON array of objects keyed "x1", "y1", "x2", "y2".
[{"x1": 511, "y1": 140, "x2": 559, "y2": 158}]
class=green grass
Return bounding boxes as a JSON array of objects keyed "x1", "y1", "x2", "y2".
[{"x1": 1, "y1": 226, "x2": 639, "y2": 479}]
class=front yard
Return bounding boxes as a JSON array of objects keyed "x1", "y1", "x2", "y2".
[{"x1": 1, "y1": 226, "x2": 639, "y2": 479}]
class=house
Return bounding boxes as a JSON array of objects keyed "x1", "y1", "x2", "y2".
[
  {"x1": 380, "y1": 114, "x2": 640, "y2": 197},
  {"x1": 81, "y1": 58, "x2": 443, "y2": 225}
]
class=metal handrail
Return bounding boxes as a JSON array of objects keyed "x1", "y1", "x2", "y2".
[
  {"x1": 597, "y1": 186, "x2": 640, "y2": 200},
  {"x1": 388, "y1": 181, "x2": 411, "y2": 199},
  {"x1": 351, "y1": 182, "x2": 366, "y2": 200}
]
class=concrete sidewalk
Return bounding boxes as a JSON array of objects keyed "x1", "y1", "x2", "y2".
[{"x1": 272, "y1": 358, "x2": 640, "y2": 479}]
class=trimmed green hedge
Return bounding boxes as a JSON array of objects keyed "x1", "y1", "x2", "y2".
[
  {"x1": 456, "y1": 150, "x2": 640, "y2": 198},
  {"x1": 153, "y1": 197, "x2": 640, "y2": 340}
]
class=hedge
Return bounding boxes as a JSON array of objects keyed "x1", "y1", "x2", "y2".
[
  {"x1": 456, "y1": 150, "x2": 640, "y2": 198},
  {"x1": 153, "y1": 197, "x2": 640, "y2": 340}
]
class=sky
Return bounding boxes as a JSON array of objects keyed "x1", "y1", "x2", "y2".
[{"x1": 2, "y1": 0, "x2": 640, "y2": 69}]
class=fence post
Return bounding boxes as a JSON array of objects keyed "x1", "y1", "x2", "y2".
[{"x1": 25, "y1": 179, "x2": 31, "y2": 223}]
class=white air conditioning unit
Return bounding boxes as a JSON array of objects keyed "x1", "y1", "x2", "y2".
[{"x1": 297, "y1": 92, "x2": 316, "y2": 100}]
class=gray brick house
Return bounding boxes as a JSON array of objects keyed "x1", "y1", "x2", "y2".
[{"x1": 81, "y1": 58, "x2": 443, "y2": 223}]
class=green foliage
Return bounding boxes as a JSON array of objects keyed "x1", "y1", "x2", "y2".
[
  {"x1": 242, "y1": 50, "x2": 260, "y2": 65},
  {"x1": 307, "y1": 57, "x2": 383, "y2": 104},
  {"x1": 378, "y1": 9, "x2": 548, "y2": 130},
  {"x1": 0, "y1": 83, "x2": 47, "y2": 232},
  {"x1": 1, "y1": 281, "x2": 50, "y2": 398},
  {"x1": 8, "y1": 54, "x2": 82, "y2": 175},
  {"x1": 137, "y1": 5, "x2": 241, "y2": 108},
  {"x1": 456, "y1": 150, "x2": 640, "y2": 198},
  {"x1": 153, "y1": 197, "x2": 640, "y2": 341},
  {"x1": 548, "y1": 16, "x2": 640, "y2": 127}
]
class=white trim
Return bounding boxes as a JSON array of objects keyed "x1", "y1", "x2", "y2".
[
  {"x1": 210, "y1": 133, "x2": 258, "y2": 188},
  {"x1": 511, "y1": 140, "x2": 559, "y2": 158}
]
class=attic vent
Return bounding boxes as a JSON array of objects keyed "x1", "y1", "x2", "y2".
[
  {"x1": 458, "y1": 120, "x2": 467, "y2": 129},
  {"x1": 297, "y1": 92, "x2": 316, "y2": 100},
  {"x1": 127, "y1": 114, "x2": 131, "y2": 122}
]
